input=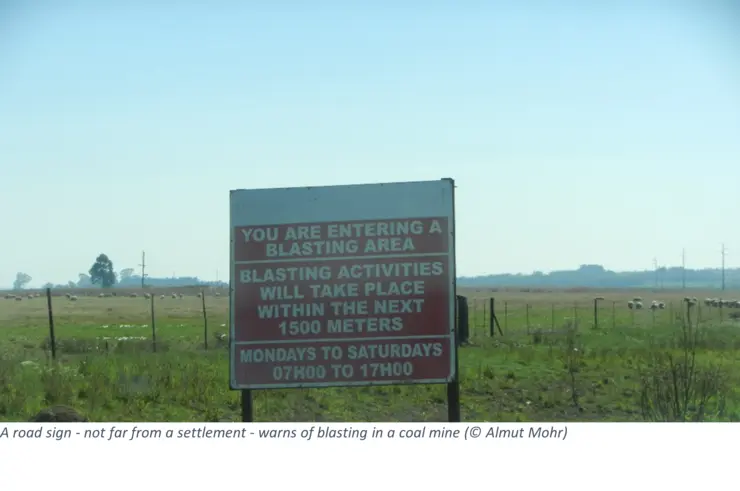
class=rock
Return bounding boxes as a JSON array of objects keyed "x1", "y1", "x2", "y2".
[{"x1": 29, "y1": 406, "x2": 88, "y2": 422}]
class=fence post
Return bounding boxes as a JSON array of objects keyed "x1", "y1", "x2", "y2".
[
  {"x1": 201, "y1": 291, "x2": 209, "y2": 350},
  {"x1": 489, "y1": 298, "x2": 495, "y2": 337},
  {"x1": 551, "y1": 303, "x2": 555, "y2": 331},
  {"x1": 573, "y1": 302, "x2": 578, "y2": 327},
  {"x1": 456, "y1": 295, "x2": 469, "y2": 345},
  {"x1": 45, "y1": 287, "x2": 56, "y2": 360},
  {"x1": 593, "y1": 297, "x2": 604, "y2": 329},
  {"x1": 525, "y1": 304, "x2": 530, "y2": 333},
  {"x1": 150, "y1": 294, "x2": 157, "y2": 352},
  {"x1": 612, "y1": 301, "x2": 616, "y2": 329},
  {"x1": 504, "y1": 302, "x2": 508, "y2": 331}
]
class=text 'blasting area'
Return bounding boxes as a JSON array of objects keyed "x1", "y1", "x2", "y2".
[{"x1": 231, "y1": 217, "x2": 454, "y2": 385}]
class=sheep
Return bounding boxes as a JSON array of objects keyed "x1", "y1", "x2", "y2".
[
  {"x1": 635, "y1": 301, "x2": 643, "y2": 310},
  {"x1": 171, "y1": 293, "x2": 178, "y2": 299},
  {"x1": 4, "y1": 294, "x2": 12, "y2": 299},
  {"x1": 129, "y1": 293, "x2": 138, "y2": 298},
  {"x1": 658, "y1": 302, "x2": 666, "y2": 309},
  {"x1": 649, "y1": 301, "x2": 659, "y2": 311},
  {"x1": 633, "y1": 297, "x2": 643, "y2": 302},
  {"x1": 627, "y1": 301, "x2": 634, "y2": 309},
  {"x1": 26, "y1": 294, "x2": 33, "y2": 299},
  {"x1": 215, "y1": 292, "x2": 221, "y2": 297},
  {"x1": 14, "y1": 296, "x2": 22, "y2": 301},
  {"x1": 730, "y1": 311, "x2": 740, "y2": 320},
  {"x1": 704, "y1": 298, "x2": 713, "y2": 306},
  {"x1": 65, "y1": 293, "x2": 71, "y2": 299},
  {"x1": 197, "y1": 292, "x2": 202, "y2": 298},
  {"x1": 144, "y1": 293, "x2": 151, "y2": 299},
  {"x1": 69, "y1": 295, "x2": 78, "y2": 301},
  {"x1": 178, "y1": 293, "x2": 184, "y2": 299},
  {"x1": 160, "y1": 294, "x2": 165, "y2": 300},
  {"x1": 98, "y1": 293, "x2": 105, "y2": 298}
]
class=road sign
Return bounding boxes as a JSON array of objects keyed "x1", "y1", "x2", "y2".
[{"x1": 230, "y1": 179, "x2": 456, "y2": 389}]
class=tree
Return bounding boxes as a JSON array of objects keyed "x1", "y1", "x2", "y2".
[
  {"x1": 77, "y1": 273, "x2": 92, "y2": 287},
  {"x1": 119, "y1": 268, "x2": 135, "y2": 282},
  {"x1": 12, "y1": 272, "x2": 32, "y2": 290},
  {"x1": 89, "y1": 254, "x2": 117, "y2": 288}
]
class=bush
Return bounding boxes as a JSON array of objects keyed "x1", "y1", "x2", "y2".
[{"x1": 638, "y1": 303, "x2": 728, "y2": 421}]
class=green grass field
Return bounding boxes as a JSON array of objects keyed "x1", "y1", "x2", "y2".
[{"x1": 1, "y1": 286, "x2": 738, "y2": 422}]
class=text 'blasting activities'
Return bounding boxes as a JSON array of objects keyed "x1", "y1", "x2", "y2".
[{"x1": 1, "y1": 424, "x2": 568, "y2": 442}]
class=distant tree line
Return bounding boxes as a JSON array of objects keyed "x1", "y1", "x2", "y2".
[
  {"x1": 11, "y1": 252, "x2": 227, "y2": 291},
  {"x1": 11, "y1": 260, "x2": 737, "y2": 291},
  {"x1": 459, "y1": 264, "x2": 740, "y2": 289}
]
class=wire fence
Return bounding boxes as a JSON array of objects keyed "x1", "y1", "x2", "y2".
[
  {"x1": 459, "y1": 297, "x2": 739, "y2": 343},
  {"x1": 13, "y1": 289, "x2": 740, "y2": 357}
]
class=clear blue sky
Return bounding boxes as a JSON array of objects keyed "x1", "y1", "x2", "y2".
[{"x1": 1, "y1": 2, "x2": 739, "y2": 287}]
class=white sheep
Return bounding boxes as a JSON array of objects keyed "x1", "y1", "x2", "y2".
[
  {"x1": 635, "y1": 301, "x2": 643, "y2": 310},
  {"x1": 69, "y1": 295, "x2": 78, "y2": 301},
  {"x1": 144, "y1": 293, "x2": 151, "y2": 299},
  {"x1": 649, "y1": 301, "x2": 659, "y2": 311},
  {"x1": 160, "y1": 294, "x2": 165, "y2": 300},
  {"x1": 172, "y1": 293, "x2": 178, "y2": 299}
]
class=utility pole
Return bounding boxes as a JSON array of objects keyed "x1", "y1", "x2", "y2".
[
  {"x1": 653, "y1": 258, "x2": 659, "y2": 289},
  {"x1": 721, "y1": 243, "x2": 727, "y2": 291},
  {"x1": 139, "y1": 251, "x2": 147, "y2": 289},
  {"x1": 682, "y1": 248, "x2": 686, "y2": 290}
]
